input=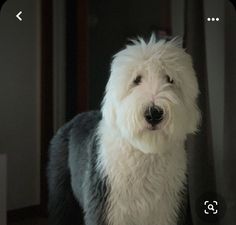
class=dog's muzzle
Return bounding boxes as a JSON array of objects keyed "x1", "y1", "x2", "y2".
[{"x1": 144, "y1": 106, "x2": 164, "y2": 127}]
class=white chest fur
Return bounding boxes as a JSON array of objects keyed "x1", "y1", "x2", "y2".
[{"x1": 98, "y1": 138, "x2": 187, "y2": 225}]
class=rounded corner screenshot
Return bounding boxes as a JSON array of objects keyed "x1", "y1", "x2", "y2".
[{"x1": 0, "y1": 0, "x2": 235, "y2": 225}]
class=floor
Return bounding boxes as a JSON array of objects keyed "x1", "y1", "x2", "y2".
[{"x1": 8, "y1": 217, "x2": 48, "y2": 225}]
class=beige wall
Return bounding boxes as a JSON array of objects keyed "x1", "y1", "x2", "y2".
[{"x1": 0, "y1": 0, "x2": 40, "y2": 210}]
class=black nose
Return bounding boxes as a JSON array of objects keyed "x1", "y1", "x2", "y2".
[{"x1": 144, "y1": 106, "x2": 163, "y2": 126}]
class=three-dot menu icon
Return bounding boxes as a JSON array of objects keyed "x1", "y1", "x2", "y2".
[{"x1": 207, "y1": 17, "x2": 220, "y2": 22}]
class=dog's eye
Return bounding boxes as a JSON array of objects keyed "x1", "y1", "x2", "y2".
[
  {"x1": 133, "y1": 75, "x2": 142, "y2": 85},
  {"x1": 166, "y1": 75, "x2": 174, "y2": 84}
]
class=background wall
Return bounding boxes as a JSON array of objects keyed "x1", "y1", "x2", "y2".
[
  {"x1": 0, "y1": 154, "x2": 7, "y2": 224},
  {"x1": 0, "y1": 0, "x2": 40, "y2": 210},
  {"x1": 224, "y1": 1, "x2": 236, "y2": 224},
  {"x1": 204, "y1": 0, "x2": 225, "y2": 185}
]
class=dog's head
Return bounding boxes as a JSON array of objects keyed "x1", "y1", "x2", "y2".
[{"x1": 102, "y1": 35, "x2": 200, "y2": 154}]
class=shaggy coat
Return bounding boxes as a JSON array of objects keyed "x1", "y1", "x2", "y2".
[{"x1": 48, "y1": 36, "x2": 200, "y2": 225}]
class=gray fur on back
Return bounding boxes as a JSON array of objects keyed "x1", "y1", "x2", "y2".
[{"x1": 48, "y1": 111, "x2": 109, "y2": 225}]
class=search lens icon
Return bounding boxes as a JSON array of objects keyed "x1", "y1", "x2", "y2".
[
  {"x1": 196, "y1": 192, "x2": 226, "y2": 222},
  {"x1": 208, "y1": 204, "x2": 215, "y2": 211}
]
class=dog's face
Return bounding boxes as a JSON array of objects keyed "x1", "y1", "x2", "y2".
[{"x1": 102, "y1": 36, "x2": 200, "y2": 154}]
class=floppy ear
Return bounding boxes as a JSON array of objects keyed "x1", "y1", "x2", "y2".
[
  {"x1": 187, "y1": 102, "x2": 201, "y2": 134},
  {"x1": 101, "y1": 87, "x2": 117, "y2": 128}
]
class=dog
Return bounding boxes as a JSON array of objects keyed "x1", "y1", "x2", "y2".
[{"x1": 47, "y1": 35, "x2": 200, "y2": 225}]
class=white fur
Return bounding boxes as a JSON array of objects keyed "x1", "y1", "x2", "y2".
[{"x1": 96, "y1": 35, "x2": 200, "y2": 225}]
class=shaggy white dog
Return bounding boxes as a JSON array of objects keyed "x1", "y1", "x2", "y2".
[{"x1": 48, "y1": 35, "x2": 200, "y2": 225}]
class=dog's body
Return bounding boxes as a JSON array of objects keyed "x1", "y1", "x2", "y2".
[{"x1": 48, "y1": 36, "x2": 200, "y2": 225}]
